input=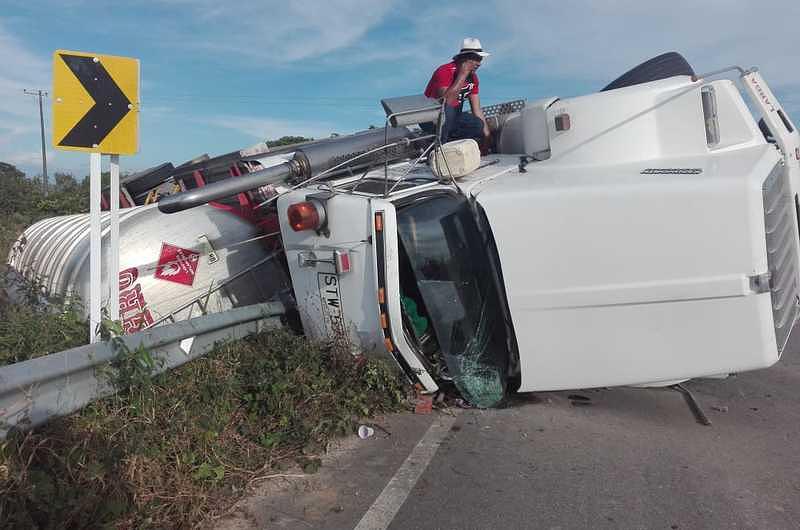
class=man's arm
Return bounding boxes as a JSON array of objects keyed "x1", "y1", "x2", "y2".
[
  {"x1": 468, "y1": 93, "x2": 490, "y2": 138},
  {"x1": 437, "y1": 62, "x2": 472, "y2": 105}
]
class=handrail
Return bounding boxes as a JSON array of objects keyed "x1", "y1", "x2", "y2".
[{"x1": 691, "y1": 65, "x2": 749, "y2": 82}]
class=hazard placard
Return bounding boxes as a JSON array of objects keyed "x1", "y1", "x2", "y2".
[
  {"x1": 52, "y1": 50, "x2": 139, "y2": 154},
  {"x1": 155, "y1": 243, "x2": 200, "y2": 286}
]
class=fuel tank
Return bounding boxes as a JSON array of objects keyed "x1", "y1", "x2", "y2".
[{"x1": 6, "y1": 204, "x2": 289, "y2": 333}]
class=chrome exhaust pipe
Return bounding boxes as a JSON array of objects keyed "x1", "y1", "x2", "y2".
[
  {"x1": 158, "y1": 162, "x2": 297, "y2": 213},
  {"x1": 158, "y1": 127, "x2": 425, "y2": 214}
]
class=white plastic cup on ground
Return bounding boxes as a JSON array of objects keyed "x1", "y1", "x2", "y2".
[{"x1": 358, "y1": 425, "x2": 375, "y2": 439}]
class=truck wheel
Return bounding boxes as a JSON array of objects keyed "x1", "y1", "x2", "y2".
[{"x1": 601, "y1": 52, "x2": 695, "y2": 92}]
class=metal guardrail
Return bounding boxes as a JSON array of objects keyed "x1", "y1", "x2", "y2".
[{"x1": 0, "y1": 302, "x2": 284, "y2": 439}]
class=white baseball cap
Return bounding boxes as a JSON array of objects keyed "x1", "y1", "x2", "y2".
[{"x1": 454, "y1": 37, "x2": 491, "y2": 58}]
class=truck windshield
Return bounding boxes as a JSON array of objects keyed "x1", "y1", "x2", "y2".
[{"x1": 396, "y1": 194, "x2": 510, "y2": 407}]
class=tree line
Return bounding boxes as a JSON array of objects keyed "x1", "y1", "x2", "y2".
[{"x1": 0, "y1": 162, "x2": 90, "y2": 257}]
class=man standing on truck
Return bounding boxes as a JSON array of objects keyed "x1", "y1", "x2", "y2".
[{"x1": 424, "y1": 37, "x2": 491, "y2": 143}]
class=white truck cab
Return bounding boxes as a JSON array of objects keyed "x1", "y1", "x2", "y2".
[{"x1": 278, "y1": 65, "x2": 800, "y2": 407}]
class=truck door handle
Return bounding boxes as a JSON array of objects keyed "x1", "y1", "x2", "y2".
[
  {"x1": 298, "y1": 250, "x2": 333, "y2": 268},
  {"x1": 298, "y1": 250, "x2": 352, "y2": 274}
]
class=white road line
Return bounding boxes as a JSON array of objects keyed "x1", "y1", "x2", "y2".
[{"x1": 354, "y1": 414, "x2": 457, "y2": 530}]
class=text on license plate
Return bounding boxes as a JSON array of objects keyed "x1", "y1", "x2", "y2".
[{"x1": 318, "y1": 272, "x2": 343, "y2": 321}]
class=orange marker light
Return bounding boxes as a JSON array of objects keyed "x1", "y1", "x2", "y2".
[
  {"x1": 287, "y1": 200, "x2": 324, "y2": 232},
  {"x1": 374, "y1": 212, "x2": 384, "y2": 232},
  {"x1": 378, "y1": 288, "x2": 385, "y2": 304},
  {"x1": 384, "y1": 337, "x2": 394, "y2": 351}
]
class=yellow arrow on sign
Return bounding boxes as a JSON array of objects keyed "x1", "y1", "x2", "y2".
[{"x1": 52, "y1": 50, "x2": 140, "y2": 155}]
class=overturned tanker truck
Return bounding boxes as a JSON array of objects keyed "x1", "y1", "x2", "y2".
[{"x1": 9, "y1": 53, "x2": 800, "y2": 407}]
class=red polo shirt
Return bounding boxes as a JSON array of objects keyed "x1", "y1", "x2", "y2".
[{"x1": 424, "y1": 61, "x2": 480, "y2": 108}]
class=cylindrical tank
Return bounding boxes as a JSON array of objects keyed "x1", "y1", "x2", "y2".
[{"x1": 6, "y1": 204, "x2": 289, "y2": 333}]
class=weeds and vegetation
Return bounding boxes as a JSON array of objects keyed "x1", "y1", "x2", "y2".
[
  {"x1": 0, "y1": 162, "x2": 91, "y2": 365},
  {"x1": 0, "y1": 272, "x2": 87, "y2": 366},
  {"x1": 0, "y1": 300, "x2": 87, "y2": 366},
  {"x1": 0, "y1": 330, "x2": 407, "y2": 529}
]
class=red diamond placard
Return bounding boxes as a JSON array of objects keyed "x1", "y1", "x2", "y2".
[{"x1": 154, "y1": 243, "x2": 200, "y2": 286}]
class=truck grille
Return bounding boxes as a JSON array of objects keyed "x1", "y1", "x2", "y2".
[{"x1": 762, "y1": 165, "x2": 800, "y2": 355}]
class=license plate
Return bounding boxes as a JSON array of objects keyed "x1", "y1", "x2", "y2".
[{"x1": 318, "y1": 272, "x2": 345, "y2": 334}]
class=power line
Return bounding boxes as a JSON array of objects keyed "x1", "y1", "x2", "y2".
[
  {"x1": 140, "y1": 94, "x2": 520, "y2": 105},
  {"x1": 23, "y1": 89, "x2": 48, "y2": 196},
  {"x1": 145, "y1": 94, "x2": 381, "y2": 101}
]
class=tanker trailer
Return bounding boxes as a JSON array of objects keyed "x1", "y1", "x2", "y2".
[{"x1": 6, "y1": 203, "x2": 290, "y2": 335}]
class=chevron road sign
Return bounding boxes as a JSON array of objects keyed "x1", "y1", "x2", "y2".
[
  {"x1": 52, "y1": 50, "x2": 139, "y2": 154},
  {"x1": 52, "y1": 50, "x2": 140, "y2": 343}
]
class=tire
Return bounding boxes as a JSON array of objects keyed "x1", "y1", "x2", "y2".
[
  {"x1": 601, "y1": 52, "x2": 695, "y2": 92},
  {"x1": 123, "y1": 162, "x2": 175, "y2": 196}
]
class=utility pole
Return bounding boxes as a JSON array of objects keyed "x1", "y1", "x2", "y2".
[{"x1": 23, "y1": 89, "x2": 48, "y2": 196}]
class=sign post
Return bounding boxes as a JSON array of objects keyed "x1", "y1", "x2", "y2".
[
  {"x1": 89, "y1": 153, "x2": 102, "y2": 340},
  {"x1": 52, "y1": 50, "x2": 139, "y2": 342},
  {"x1": 110, "y1": 154, "x2": 120, "y2": 323}
]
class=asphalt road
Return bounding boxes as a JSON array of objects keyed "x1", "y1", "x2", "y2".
[{"x1": 219, "y1": 327, "x2": 800, "y2": 530}]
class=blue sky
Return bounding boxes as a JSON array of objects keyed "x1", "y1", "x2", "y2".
[{"x1": 1, "y1": 0, "x2": 799, "y2": 178}]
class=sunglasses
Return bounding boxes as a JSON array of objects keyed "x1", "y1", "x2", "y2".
[{"x1": 461, "y1": 53, "x2": 483, "y2": 63}]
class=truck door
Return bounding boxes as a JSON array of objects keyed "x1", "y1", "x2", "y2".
[
  {"x1": 389, "y1": 193, "x2": 516, "y2": 406},
  {"x1": 279, "y1": 191, "x2": 440, "y2": 391}
]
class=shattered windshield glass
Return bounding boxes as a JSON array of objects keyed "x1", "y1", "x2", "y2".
[{"x1": 397, "y1": 194, "x2": 510, "y2": 407}]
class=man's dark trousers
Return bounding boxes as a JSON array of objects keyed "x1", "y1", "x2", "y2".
[{"x1": 422, "y1": 105, "x2": 483, "y2": 143}]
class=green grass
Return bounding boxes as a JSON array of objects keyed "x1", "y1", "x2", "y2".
[
  {"x1": 0, "y1": 330, "x2": 407, "y2": 529},
  {"x1": 0, "y1": 293, "x2": 87, "y2": 366}
]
